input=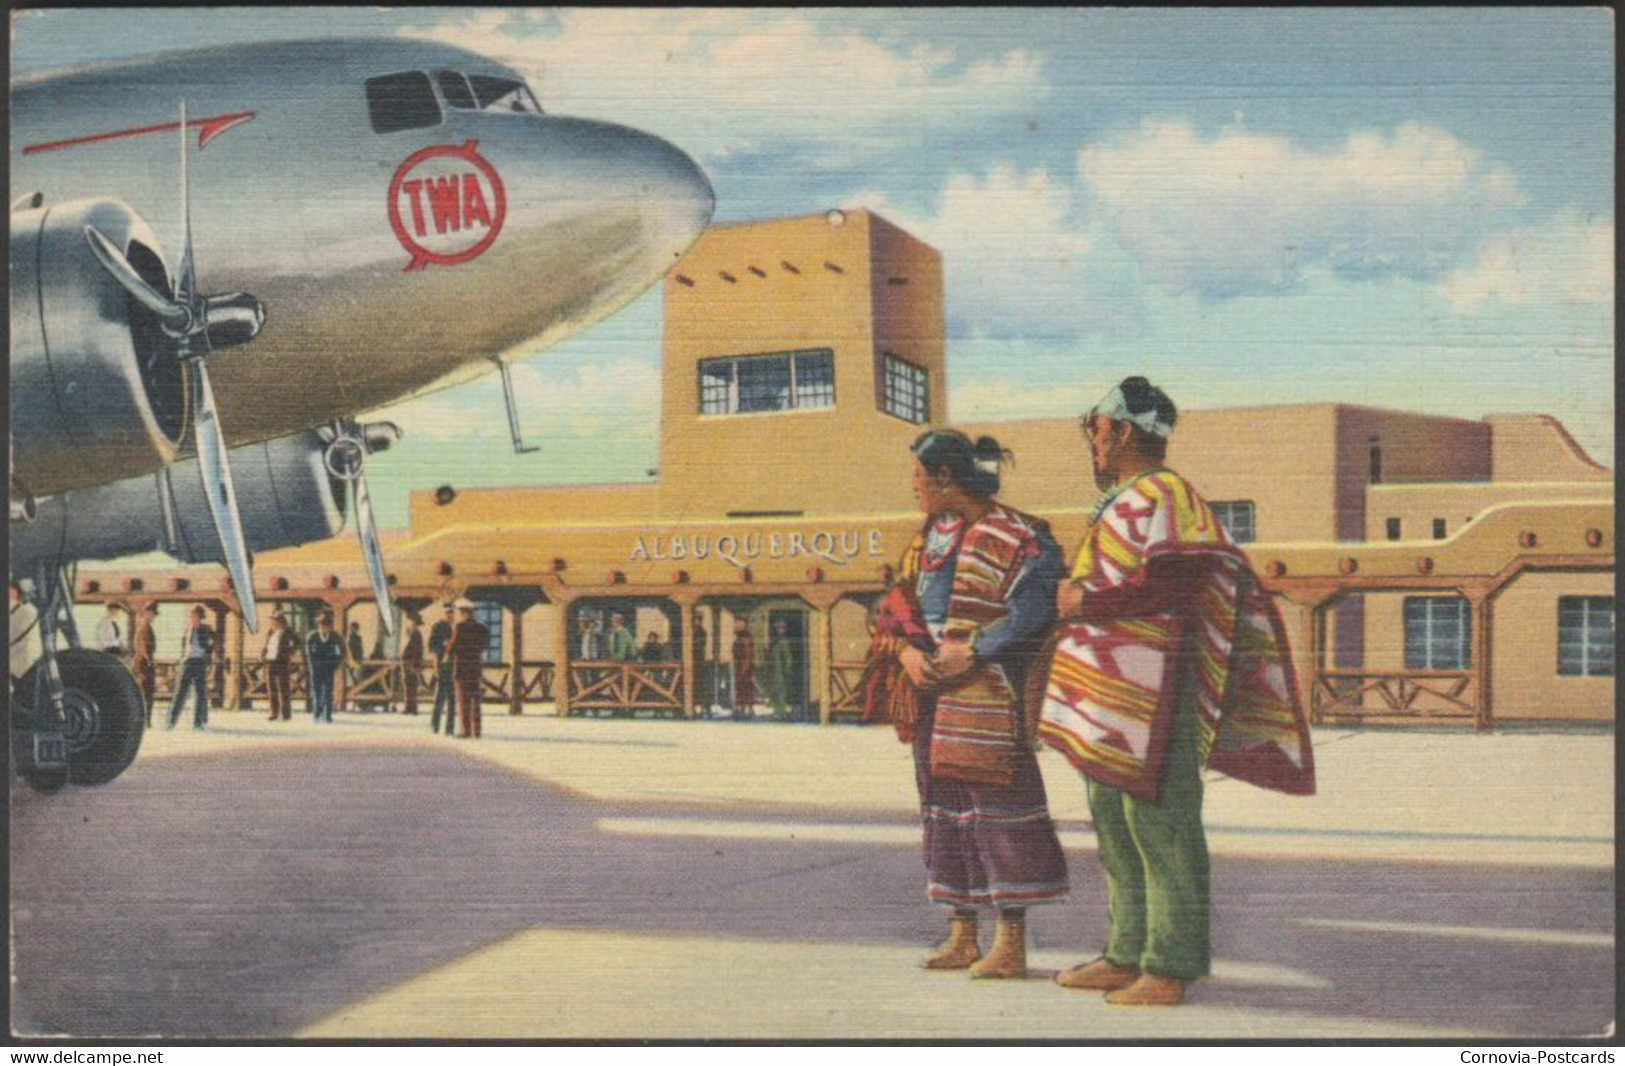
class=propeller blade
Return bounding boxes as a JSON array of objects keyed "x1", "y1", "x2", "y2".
[
  {"x1": 176, "y1": 100, "x2": 197, "y2": 312},
  {"x1": 352, "y1": 472, "x2": 395, "y2": 635},
  {"x1": 83, "y1": 226, "x2": 190, "y2": 328},
  {"x1": 189, "y1": 359, "x2": 258, "y2": 633}
]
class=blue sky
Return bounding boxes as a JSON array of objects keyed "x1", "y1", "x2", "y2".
[{"x1": 14, "y1": 8, "x2": 1614, "y2": 527}]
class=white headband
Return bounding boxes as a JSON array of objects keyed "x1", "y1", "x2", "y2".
[{"x1": 1091, "y1": 384, "x2": 1174, "y2": 439}]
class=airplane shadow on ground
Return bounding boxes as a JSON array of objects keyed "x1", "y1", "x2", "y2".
[{"x1": 10, "y1": 746, "x2": 1613, "y2": 1039}]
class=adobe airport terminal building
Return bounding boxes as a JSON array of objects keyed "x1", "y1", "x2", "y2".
[{"x1": 79, "y1": 210, "x2": 1615, "y2": 728}]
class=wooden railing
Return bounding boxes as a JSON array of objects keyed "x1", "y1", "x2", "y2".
[
  {"x1": 567, "y1": 662, "x2": 684, "y2": 715},
  {"x1": 1312, "y1": 669, "x2": 1478, "y2": 722},
  {"x1": 231, "y1": 659, "x2": 555, "y2": 710},
  {"x1": 151, "y1": 658, "x2": 227, "y2": 703},
  {"x1": 829, "y1": 660, "x2": 870, "y2": 718},
  {"x1": 239, "y1": 660, "x2": 310, "y2": 698}
]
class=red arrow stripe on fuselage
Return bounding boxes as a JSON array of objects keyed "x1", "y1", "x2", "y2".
[{"x1": 23, "y1": 111, "x2": 256, "y2": 155}]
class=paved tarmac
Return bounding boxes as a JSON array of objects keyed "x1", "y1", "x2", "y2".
[{"x1": 9, "y1": 712, "x2": 1615, "y2": 1040}]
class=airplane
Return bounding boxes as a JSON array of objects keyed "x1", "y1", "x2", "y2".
[{"x1": 8, "y1": 36, "x2": 715, "y2": 792}]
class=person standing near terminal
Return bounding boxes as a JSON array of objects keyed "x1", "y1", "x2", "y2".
[
  {"x1": 1037, "y1": 377, "x2": 1315, "y2": 1007},
  {"x1": 607, "y1": 613, "x2": 636, "y2": 662},
  {"x1": 639, "y1": 630, "x2": 666, "y2": 662},
  {"x1": 95, "y1": 603, "x2": 126, "y2": 656},
  {"x1": 399, "y1": 612, "x2": 425, "y2": 716},
  {"x1": 131, "y1": 603, "x2": 159, "y2": 725},
  {"x1": 691, "y1": 619, "x2": 713, "y2": 717},
  {"x1": 863, "y1": 429, "x2": 1070, "y2": 979},
  {"x1": 730, "y1": 617, "x2": 757, "y2": 720},
  {"x1": 577, "y1": 616, "x2": 603, "y2": 661},
  {"x1": 345, "y1": 621, "x2": 366, "y2": 710},
  {"x1": 262, "y1": 612, "x2": 296, "y2": 722},
  {"x1": 305, "y1": 613, "x2": 345, "y2": 723},
  {"x1": 448, "y1": 601, "x2": 489, "y2": 738},
  {"x1": 428, "y1": 603, "x2": 456, "y2": 735},
  {"x1": 168, "y1": 605, "x2": 216, "y2": 730},
  {"x1": 767, "y1": 620, "x2": 798, "y2": 722}
]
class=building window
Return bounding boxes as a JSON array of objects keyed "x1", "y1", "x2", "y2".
[
  {"x1": 883, "y1": 355, "x2": 930, "y2": 424},
  {"x1": 1369, "y1": 440, "x2": 1383, "y2": 484},
  {"x1": 697, "y1": 349, "x2": 835, "y2": 415},
  {"x1": 1433, "y1": 518, "x2": 1447, "y2": 540},
  {"x1": 1404, "y1": 597, "x2": 1471, "y2": 671},
  {"x1": 1210, "y1": 501, "x2": 1257, "y2": 544},
  {"x1": 1386, "y1": 517, "x2": 1402, "y2": 541},
  {"x1": 473, "y1": 603, "x2": 503, "y2": 665},
  {"x1": 1558, "y1": 597, "x2": 1614, "y2": 677}
]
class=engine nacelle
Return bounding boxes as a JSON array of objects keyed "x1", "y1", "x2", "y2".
[
  {"x1": 10, "y1": 430, "x2": 347, "y2": 576},
  {"x1": 10, "y1": 198, "x2": 188, "y2": 498}
]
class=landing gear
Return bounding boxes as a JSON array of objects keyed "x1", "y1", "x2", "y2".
[
  {"x1": 17, "y1": 649, "x2": 144, "y2": 787},
  {"x1": 9, "y1": 565, "x2": 144, "y2": 793}
]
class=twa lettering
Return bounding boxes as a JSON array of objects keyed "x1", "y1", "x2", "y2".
[{"x1": 387, "y1": 140, "x2": 507, "y2": 272}]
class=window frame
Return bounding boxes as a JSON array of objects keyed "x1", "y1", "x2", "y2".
[
  {"x1": 1210, "y1": 500, "x2": 1257, "y2": 545},
  {"x1": 364, "y1": 70, "x2": 445, "y2": 135},
  {"x1": 1557, "y1": 596, "x2": 1614, "y2": 678},
  {"x1": 1403, "y1": 596, "x2": 1472, "y2": 671},
  {"x1": 882, "y1": 354, "x2": 930, "y2": 425},
  {"x1": 472, "y1": 603, "x2": 504, "y2": 666},
  {"x1": 696, "y1": 349, "x2": 836, "y2": 417}
]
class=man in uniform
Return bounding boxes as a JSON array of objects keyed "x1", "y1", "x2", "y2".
[
  {"x1": 447, "y1": 600, "x2": 489, "y2": 738},
  {"x1": 1038, "y1": 377, "x2": 1315, "y2": 1007},
  {"x1": 428, "y1": 603, "x2": 456, "y2": 735},
  {"x1": 305, "y1": 613, "x2": 345, "y2": 723},
  {"x1": 168, "y1": 605, "x2": 215, "y2": 730},
  {"x1": 399, "y1": 612, "x2": 425, "y2": 716}
]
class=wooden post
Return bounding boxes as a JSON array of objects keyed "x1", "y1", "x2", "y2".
[
  {"x1": 508, "y1": 603, "x2": 525, "y2": 716},
  {"x1": 224, "y1": 603, "x2": 246, "y2": 710},
  {"x1": 1470, "y1": 589, "x2": 1494, "y2": 732},
  {"x1": 554, "y1": 595, "x2": 574, "y2": 717},
  {"x1": 815, "y1": 602, "x2": 834, "y2": 726},
  {"x1": 213, "y1": 603, "x2": 231, "y2": 708},
  {"x1": 336, "y1": 598, "x2": 351, "y2": 713},
  {"x1": 679, "y1": 599, "x2": 697, "y2": 719},
  {"x1": 1298, "y1": 598, "x2": 1323, "y2": 726}
]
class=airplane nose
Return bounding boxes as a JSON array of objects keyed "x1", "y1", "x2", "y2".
[{"x1": 626, "y1": 128, "x2": 715, "y2": 262}]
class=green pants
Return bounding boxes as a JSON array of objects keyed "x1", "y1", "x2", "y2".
[{"x1": 1087, "y1": 688, "x2": 1211, "y2": 981}]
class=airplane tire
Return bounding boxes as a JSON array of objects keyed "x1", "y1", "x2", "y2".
[{"x1": 17, "y1": 649, "x2": 145, "y2": 787}]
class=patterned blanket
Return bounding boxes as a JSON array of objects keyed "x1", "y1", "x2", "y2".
[
  {"x1": 1036, "y1": 470, "x2": 1315, "y2": 802},
  {"x1": 864, "y1": 504, "x2": 1048, "y2": 787}
]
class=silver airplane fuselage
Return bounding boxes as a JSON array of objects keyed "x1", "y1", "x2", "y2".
[{"x1": 11, "y1": 37, "x2": 714, "y2": 450}]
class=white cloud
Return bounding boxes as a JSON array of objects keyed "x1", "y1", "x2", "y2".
[
  {"x1": 1437, "y1": 211, "x2": 1613, "y2": 315},
  {"x1": 853, "y1": 164, "x2": 1114, "y2": 338},
  {"x1": 400, "y1": 10, "x2": 1048, "y2": 162},
  {"x1": 1078, "y1": 120, "x2": 1525, "y2": 299}
]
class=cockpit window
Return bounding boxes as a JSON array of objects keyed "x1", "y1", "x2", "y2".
[
  {"x1": 436, "y1": 70, "x2": 477, "y2": 110},
  {"x1": 364, "y1": 71, "x2": 443, "y2": 134},
  {"x1": 468, "y1": 74, "x2": 543, "y2": 114}
]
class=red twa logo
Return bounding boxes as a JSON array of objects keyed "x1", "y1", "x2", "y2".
[{"x1": 387, "y1": 140, "x2": 507, "y2": 272}]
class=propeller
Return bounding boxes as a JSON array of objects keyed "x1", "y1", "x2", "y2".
[
  {"x1": 83, "y1": 102, "x2": 266, "y2": 631},
  {"x1": 321, "y1": 420, "x2": 402, "y2": 635}
]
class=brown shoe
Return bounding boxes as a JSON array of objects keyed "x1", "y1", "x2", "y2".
[
  {"x1": 922, "y1": 915, "x2": 982, "y2": 970},
  {"x1": 968, "y1": 913, "x2": 1027, "y2": 979},
  {"x1": 1105, "y1": 973, "x2": 1185, "y2": 1006},
  {"x1": 1055, "y1": 957, "x2": 1140, "y2": 991}
]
